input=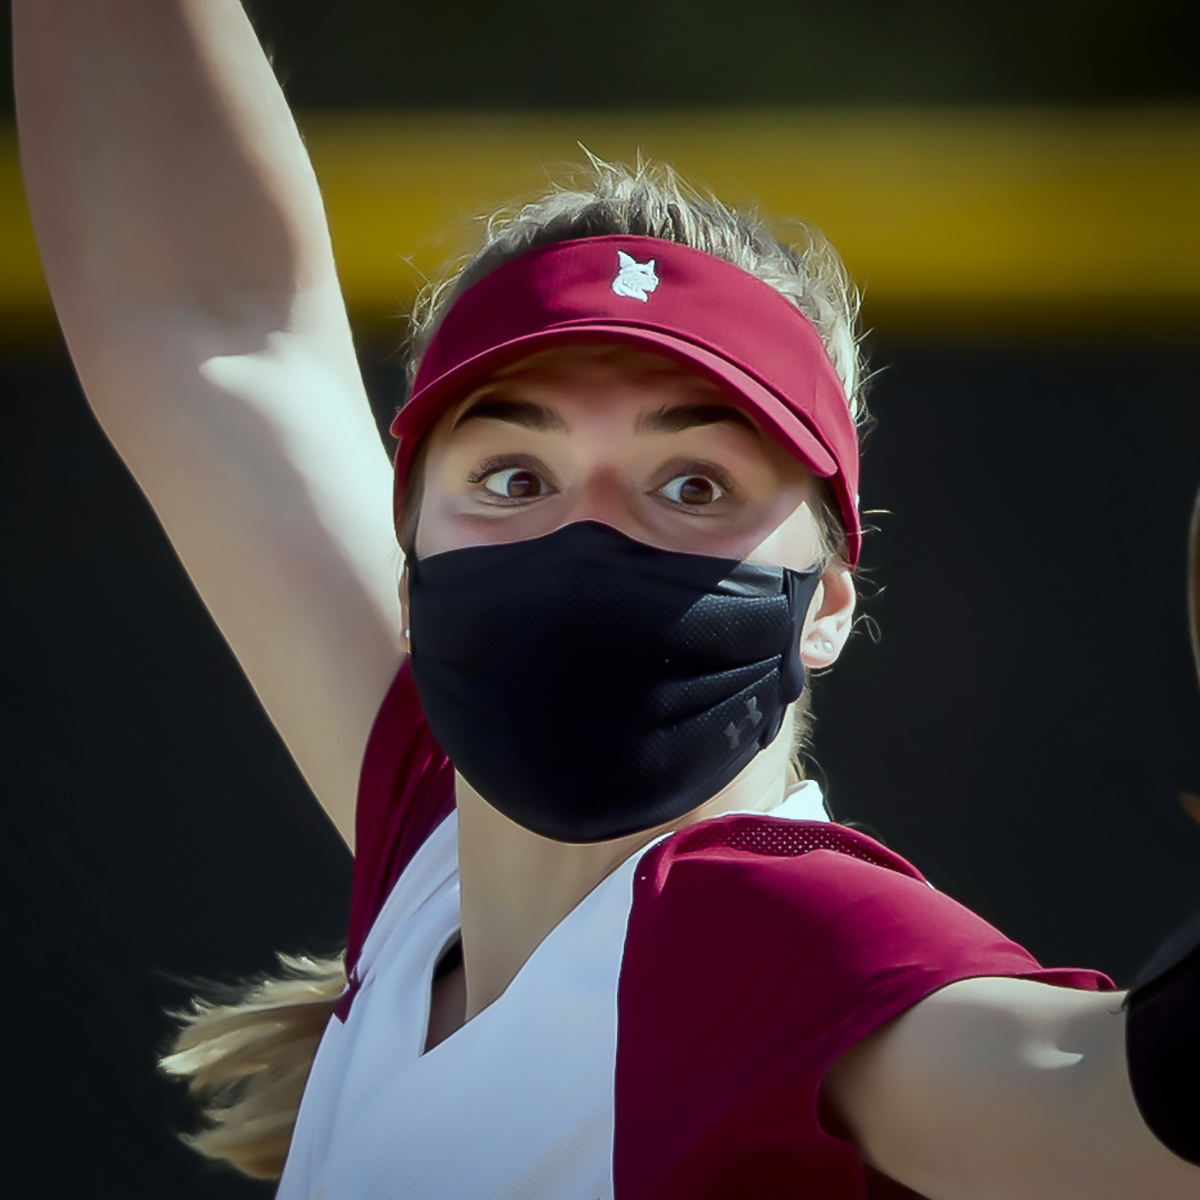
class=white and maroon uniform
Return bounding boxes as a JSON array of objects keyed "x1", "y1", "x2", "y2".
[{"x1": 277, "y1": 666, "x2": 1110, "y2": 1200}]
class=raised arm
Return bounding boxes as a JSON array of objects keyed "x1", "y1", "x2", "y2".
[{"x1": 14, "y1": 0, "x2": 404, "y2": 848}]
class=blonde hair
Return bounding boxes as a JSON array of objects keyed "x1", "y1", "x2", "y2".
[
  {"x1": 164, "y1": 155, "x2": 863, "y2": 1181},
  {"x1": 409, "y1": 153, "x2": 867, "y2": 421},
  {"x1": 160, "y1": 953, "x2": 345, "y2": 1179}
]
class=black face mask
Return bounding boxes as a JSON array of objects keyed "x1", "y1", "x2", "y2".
[{"x1": 407, "y1": 521, "x2": 823, "y2": 843}]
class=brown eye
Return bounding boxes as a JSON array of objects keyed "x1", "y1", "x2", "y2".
[
  {"x1": 483, "y1": 467, "x2": 546, "y2": 499},
  {"x1": 661, "y1": 474, "x2": 725, "y2": 506},
  {"x1": 679, "y1": 477, "x2": 715, "y2": 505}
]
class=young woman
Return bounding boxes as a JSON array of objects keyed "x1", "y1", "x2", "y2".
[{"x1": 14, "y1": 2, "x2": 1200, "y2": 1197}]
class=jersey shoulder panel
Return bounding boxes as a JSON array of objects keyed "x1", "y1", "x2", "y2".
[
  {"x1": 613, "y1": 813, "x2": 1112, "y2": 1200},
  {"x1": 345, "y1": 662, "x2": 454, "y2": 980}
]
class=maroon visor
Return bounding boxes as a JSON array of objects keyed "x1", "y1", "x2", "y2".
[{"x1": 391, "y1": 235, "x2": 861, "y2": 564}]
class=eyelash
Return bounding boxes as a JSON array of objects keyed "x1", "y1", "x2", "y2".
[
  {"x1": 466, "y1": 455, "x2": 556, "y2": 504},
  {"x1": 465, "y1": 455, "x2": 539, "y2": 487},
  {"x1": 657, "y1": 461, "x2": 735, "y2": 508}
]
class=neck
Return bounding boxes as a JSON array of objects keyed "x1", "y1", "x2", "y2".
[{"x1": 454, "y1": 733, "x2": 794, "y2": 1019}]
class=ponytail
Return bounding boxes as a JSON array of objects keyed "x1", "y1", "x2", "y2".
[{"x1": 160, "y1": 952, "x2": 346, "y2": 1180}]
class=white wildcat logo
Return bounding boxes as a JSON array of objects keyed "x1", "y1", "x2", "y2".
[{"x1": 611, "y1": 250, "x2": 659, "y2": 302}]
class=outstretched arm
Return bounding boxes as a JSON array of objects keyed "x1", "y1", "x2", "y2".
[
  {"x1": 14, "y1": 0, "x2": 404, "y2": 848},
  {"x1": 825, "y1": 977, "x2": 1200, "y2": 1199}
]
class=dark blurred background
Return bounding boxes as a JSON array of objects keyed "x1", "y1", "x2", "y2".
[
  {"x1": 4, "y1": 0, "x2": 1200, "y2": 107},
  {"x1": 3, "y1": 2, "x2": 1200, "y2": 1197}
]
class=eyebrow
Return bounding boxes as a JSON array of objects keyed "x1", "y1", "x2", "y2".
[
  {"x1": 637, "y1": 404, "x2": 758, "y2": 435},
  {"x1": 453, "y1": 398, "x2": 569, "y2": 433}
]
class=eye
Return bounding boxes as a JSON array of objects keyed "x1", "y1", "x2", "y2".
[
  {"x1": 659, "y1": 474, "x2": 726, "y2": 506},
  {"x1": 481, "y1": 467, "x2": 549, "y2": 500}
]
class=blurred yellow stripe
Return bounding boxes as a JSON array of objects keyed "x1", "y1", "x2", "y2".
[{"x1": 4, "y1": 108, "x2": 1200, "y2": 339}]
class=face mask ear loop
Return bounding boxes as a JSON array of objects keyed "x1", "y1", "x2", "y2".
[{"x1": 777, "y1": 559, "x2": 825, "y2": 718}]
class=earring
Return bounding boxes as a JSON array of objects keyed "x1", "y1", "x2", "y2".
[{"x1": 819, "y1": 638, "x2": 834, "y2": 655}]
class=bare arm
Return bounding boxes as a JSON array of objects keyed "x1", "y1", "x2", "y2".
[
  {"x1": 825, "y1": 977, "x2": 1200, "y2": 1200},
  {"x1": 14, "y1": 0, "x2": 404, "y2": 848}
]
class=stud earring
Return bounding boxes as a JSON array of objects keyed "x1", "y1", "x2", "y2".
[{"x1": 819, "y1": 638, "x2": 835, "y2": 655}]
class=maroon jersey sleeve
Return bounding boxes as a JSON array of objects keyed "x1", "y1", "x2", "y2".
[
  {"x1": 613, "y1": 814, "x2": 1114, "y2": 1200},
  {"x1": 344, "y1": 662, "x2": 454, "y2": 980}
]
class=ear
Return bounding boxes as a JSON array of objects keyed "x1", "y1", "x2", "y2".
[
  {"x1": 646, "y1": 259, "x2": 655, "y2": 271},
  {"x1": 617, "y1": 250, "x2": 634, "y2": 268},
  {"x1": 399, "y1": 561, "x2": 412, "y2": 657},
  {"x1": 799, "y1": 564, "x2": 856, "y2": 671}
]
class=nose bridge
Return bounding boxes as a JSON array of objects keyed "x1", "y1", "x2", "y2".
[
  {"x1": 567, "y1": 460, "x2": 634, "y2": 527},
  {"x1": 552, "y1": 383, "x2": 650, "y2": 532}
]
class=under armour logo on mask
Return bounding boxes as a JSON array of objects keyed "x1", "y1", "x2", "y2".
[
  {"x1": 612, "y1": 251, "x2": 659, "y2": 302},
  {"x1": 724, "y1": 696, "x2": 764, "y2": 750}
]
